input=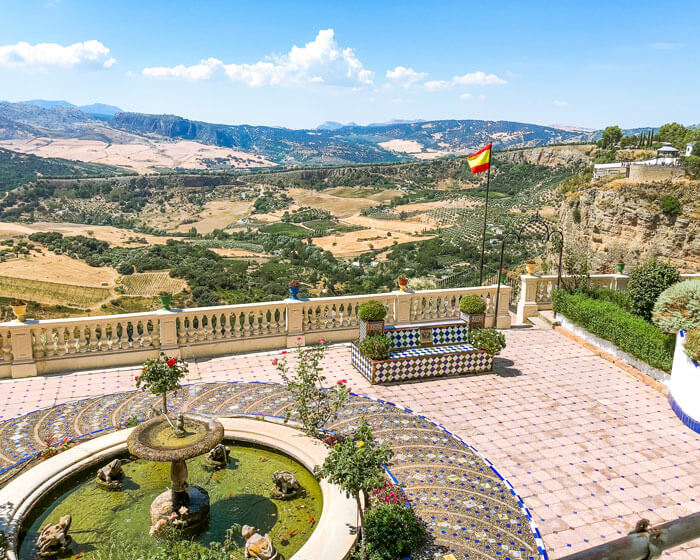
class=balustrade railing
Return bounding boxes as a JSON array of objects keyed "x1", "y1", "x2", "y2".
[{"x1": 0, "y1": 285, "x2": 511, "y2": 379}]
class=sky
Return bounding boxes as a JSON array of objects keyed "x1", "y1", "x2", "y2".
[{"x1": 0, "y1": 0, "x2": 698, "y2": 130}]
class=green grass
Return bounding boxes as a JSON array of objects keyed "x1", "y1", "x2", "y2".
[{"x1": 257, "y1": 223, "x2": 309, "y2": 237}]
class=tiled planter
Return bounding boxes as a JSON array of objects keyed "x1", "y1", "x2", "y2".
[
  {"x1": 351, "y1": 343, "x2": 493, "y2": 385},
  {"x1": 669, "y1": 330, "x2": 700, "y2": 433},
  {"x1": 358, "y1": 319, "x2": 384, "y2": 341}
]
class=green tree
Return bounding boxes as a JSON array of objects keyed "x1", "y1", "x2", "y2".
[
  {"x1": 314, "y1": 423, "x2": 394, "y2": 560},
  {"x1": 600, "y1": 126, "x2": 623, "y2": 148},
  {"x1": 657, "y1": 122, "x2": 688, "y2": 149}
]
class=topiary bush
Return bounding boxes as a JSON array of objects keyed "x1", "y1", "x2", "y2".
[
  {"x1": 652, "y1": 280, "x2": 700, "y2": 333},
  {"x1": 364, "y1": 503, "x2": 427, "y2": 560},
  {"x1": 460, "y1": 294, "x2": 487, "y2": 314},
  {"x1": 684, "y1": 329, "x2": 700, "y2": 363},
  {"x1": 627, "y1": 260, "x2": 679, "y2": 321},
  {"x1": 470, "y1": 328, "x2": 506, "y2": 356},
  {"x1": 358, "y1": 333, "x2": 392, "y2": 360},
  {"x1": 660, "y1": 195, "x2": 682, "y2": 216},
  {"x1": 553, "y1": 289, "x2": 674, "y2": 371},
  {"x1": 358, "y1": 300, "x2": 388, "y2": 321}
]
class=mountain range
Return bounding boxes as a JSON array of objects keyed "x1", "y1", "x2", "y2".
[{"x1": 0, "y1": 100, "x2": 639, "y2": 172}]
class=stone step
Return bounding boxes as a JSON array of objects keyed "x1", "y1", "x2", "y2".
[
  {"x1": 538, "y1": 309, "x2": 561, "y2": 327},
  {"x1": 527, "y1": 315, "x2": 554, "y2": 330}
]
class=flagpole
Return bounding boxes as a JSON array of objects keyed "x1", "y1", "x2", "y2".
[{"x1": 478, "y1": 159, "x2": 492, "y2": 285}]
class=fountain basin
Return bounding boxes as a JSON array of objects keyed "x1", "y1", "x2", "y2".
[{"x1": 0, "y1": 417, "x2": 358, "y2": 560}]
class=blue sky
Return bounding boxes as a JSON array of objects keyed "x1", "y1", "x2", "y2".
[{"x1": 0, "y1": 0, "x2": 697, "y2": 129}]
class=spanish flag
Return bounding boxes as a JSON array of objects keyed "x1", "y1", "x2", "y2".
[{"x1": 467, "y1": 143, "x2": 492, "y2": 174}]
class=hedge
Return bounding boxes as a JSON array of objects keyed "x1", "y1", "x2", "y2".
[{"x1": 552, "y1": 290, "x2": 674, "y2": 372}]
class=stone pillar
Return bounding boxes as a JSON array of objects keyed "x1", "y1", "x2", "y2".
[
  {"x1": 395, "y1": 292, "x2": 412, "y2": 323},
  {"x1": 158, "y1": 310, "x2": 181, "y2": 359},
  {"x1": 9, "y1": 322, "x2": 37, "y2": 378},
  {"x1": 495, "y1": 286, "x2": 512, "y2": 329},
  {"x1": 286, "y1": 300, "x2": 305, "y2": 348},
  {"x1": 516, "y1": 275, "x2": 539, "y2": 325}
]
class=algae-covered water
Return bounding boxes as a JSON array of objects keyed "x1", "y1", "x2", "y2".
[{"x1": 19, "y1": 441, "x2": 322, "y2": 559}]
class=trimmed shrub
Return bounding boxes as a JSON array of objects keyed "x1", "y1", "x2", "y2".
[
  {"x1": 628, "y1": 260, "x2": 680, "y2": 321},
  {"x1": 684, "y1": 329, "x2": 700, "y2": 363},
  {"x1": 460, "y1": 294, "x2": 486, "y2": 314},
  {"x1": 652, "y1": 280, "x2": 700, "y2": 333},
  {"x1": 358, "y1": 300, "x2": 388, "y2": 321},
  {"x1": 660, "y1": 195, "x2": 682, "y2": 216},
  {"x1": 364, "y1": 503, "x2": 427, "y2": 560},
  {"x1": 553, "y1": 290, "x2": 674, "y2": 371},
  {"x1": 470, "y1": 328, "x2": 506, "y2": 356},
  {"x1": 358, "y1": 333, "x2": 392, "y2": 360},
  {"x1": 586, "y1": 287, "x2": 632, "y2": 311}
]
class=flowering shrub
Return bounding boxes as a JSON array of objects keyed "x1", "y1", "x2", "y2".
[
  {"x1": 371, "y1": 481, "x2": 407, "y2": 507},
  {"x1": 364, "y1": 503, "x2": 427, "y2": 560},
  {"x1": 40, "y1": 435, "x2": 77, "y2": 459},
  {"x1": 136, "y1": 352, "x2": 188, "y2": 414},
  {"x1": 275, "y1": 340, "x2": 349, "y2": 439},
  {"x1": 357, "y1": 333, "x2": 391, "y2": 360},
  {"x1": 149, "y1": 506, "x2": 190, "y2": 536}
]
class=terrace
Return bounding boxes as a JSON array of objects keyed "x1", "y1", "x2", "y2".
[{"x1": 0, "y1": 281, "x2": 699, "y2": 559}]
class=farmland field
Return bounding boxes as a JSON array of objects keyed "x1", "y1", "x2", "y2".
[
  {"x1": 119, "y1": 272, "x2": 187, "y2": 296},
  {"x1": 0, "y1": 275, "x2": 110, "y2": 306}
]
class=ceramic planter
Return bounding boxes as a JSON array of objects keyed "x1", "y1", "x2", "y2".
[
  {"x1": 460, "y1": 312, "x2": 485, "y2": 331},
  {"x1": 616, "y1": 263, "x2": 625, "y2": 274},
  {"x1": 288, "y1": 284, "x2": 300, "y2": 300},
  {"x1": 499, "y1": 270, "x2": 507, "y2": 284},
  {"x1": 525, "y1": 261, "x2": 536, "y2": 275},
  {"x1": 10, "y1": 301, "x2": 27, "y2": 322},
  {"x1": 159, "y1": 293, "x2": 173, "y2": 310},
  {"x1": 358, "y1": 319, "x2": 384, "y2": 341},
  {"x1": 397, "y1": 276, "x2": 409, "y2": 292}
]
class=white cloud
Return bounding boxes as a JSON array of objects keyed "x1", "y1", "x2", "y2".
[
  {"x1": 0, "y1": 40, "x2": 116, "y2": 69},
  {"x1": 386, "y1": 66, "x2": 427, "y2": 88},
  {"x1": 143, "y1": 29, "x2": 374, "y2": 87},
  {"x1": 424, "y1": 70, "x2": 505, "y2": 91},
  {"x1": 553, "y1": 100, "x2": 568, "y2": 106},
  {"x1": 459, "y1": 92, "x2": 472, "y2": 100}
]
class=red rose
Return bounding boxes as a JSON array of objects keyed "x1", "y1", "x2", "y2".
[
  {"x1": 135, "y1": 376, "x2": 139, "y2": 381},
  {"x1": 167, "y1": 359, "x2": 176, "y2": 367}
]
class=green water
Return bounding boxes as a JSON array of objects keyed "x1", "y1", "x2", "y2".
[{"x1": 18, "y1": 442, "x2": 322, "y2": 559}]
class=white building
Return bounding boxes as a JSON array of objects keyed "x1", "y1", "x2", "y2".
[{"x1": 687, "y1": 142, "x2": 696, "y2": 157}]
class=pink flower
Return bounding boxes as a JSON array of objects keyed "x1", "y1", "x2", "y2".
[
  {"x1": 178, "y1": 506, "x2": 188, "y2": 515},
  {"x1": 319, "y1": 337, "x2": 325, "y2": 343},
  {"x1": 167, "y1": 358, "x2": 176, "y2": 367},
  {"x1": 337, "y1": 379, "x2": 347, "y2": 385},
  {"x1": 281, "y1": 350, "x2": 287, "y2": 355},
  {"x1": 271, "y1": 358, "x2": 279, "y2": 366},
  {"x1": 297, "y1": 336, "x2": 302, "y2": 340},
  {"x1": 134, "y1": 376, "x2": 139, "y2": 381}
]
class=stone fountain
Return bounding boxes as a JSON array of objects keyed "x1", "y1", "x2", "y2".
[{"x1": 127, "y1": 412, "x2": 224, "y2": 531}]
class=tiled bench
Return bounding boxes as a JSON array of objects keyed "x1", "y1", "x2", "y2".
[{"x1": 351, "y1": 320, "x2": 493, "y2": 384}]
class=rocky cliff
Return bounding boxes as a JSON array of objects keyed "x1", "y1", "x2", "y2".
[{"x1": 559, "y1": 178, "x2": 700, "y2": 272}]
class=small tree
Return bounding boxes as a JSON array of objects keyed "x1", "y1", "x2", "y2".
[
  {"x1": 600, "y1": 125, "x2": 623, "y2": 148},
  {"x1": 275, "y1": 340, "x2": 350, "y2": 439},
  {"x1": 628, "y1": 260, "x2": 679, "y2": 321},
  {"x1": 314, "y1": 423, "x2": 394, "y2": 560},
  {"x1": 136, "y1": 353, "x2": 188, "y2": 414}
]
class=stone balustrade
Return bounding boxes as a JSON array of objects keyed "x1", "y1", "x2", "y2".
[
  {"x1": 516, "y1": 273, "x2": 700, "y2": 324},
  {"x1": 0, "y1": 285, "x2": 510, "y2": 379}
]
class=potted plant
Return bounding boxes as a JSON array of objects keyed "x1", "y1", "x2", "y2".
[
  {"x1": 10, "y1": 299, "x2": 27, "y2": 322},
  {"x1": 524, "y1": 260, "x2": 537, "y2": 275},
  {"x1": 136, "y1": 353, "x2": 188, "y2": 414},
  {"x1": 459, "y1": 294, "x2": 486, "y2": 331},
  {"x1": 358, "y1": 299, "x2": 387, "y2": 341},
  {"x1": 397, "y1": 276, "x2": 409, "y2": 292},
  {"x1": 358, "y1": 333, "x2": 392, "y2": 361},
  {"x1": 470, "y1": 327, "x2": 506, "y2": 357},
  {"x1": 616, "y1": 262, "x2": 625, "y2": 274},
  {"x1": 159, "y1": 291, "x2": 172, "y2": 310},
  {"x1": 288, "y1": 279, "x2": 301, "y2": 300}
]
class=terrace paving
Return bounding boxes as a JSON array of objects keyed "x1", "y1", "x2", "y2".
[{"x1": 1, "y1": 328, "x2": 699, "y2": 559}]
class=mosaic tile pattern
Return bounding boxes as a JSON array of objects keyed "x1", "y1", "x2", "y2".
[
  {"x1": 0, "y1": 382, "x2": 542, "y2": 560},
  {"x1": 432, "y1": 325, "x2": 470, "y2": 345},
  {"x1": 385, "y1": 327, "x2": 421, "y2": 349},
  {"x1": 351, "y1": 343, "x2": 493, "y2": 384}
]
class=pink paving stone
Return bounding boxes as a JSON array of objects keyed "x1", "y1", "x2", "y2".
[{"x1": 1, "y1": 329, "x2": 700, "y2": 557}]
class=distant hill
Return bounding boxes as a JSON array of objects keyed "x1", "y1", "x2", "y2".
[
  {"x1": 0, "y1": 147, "x2": 124, "y2": 191},
  {"x1": 0, "y1": 100, "x2": 667, "y2": 168}
]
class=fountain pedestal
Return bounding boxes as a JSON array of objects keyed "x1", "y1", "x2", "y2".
[{"x1": 127, "y1": 413, "x2": 224, "y2": 534}]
